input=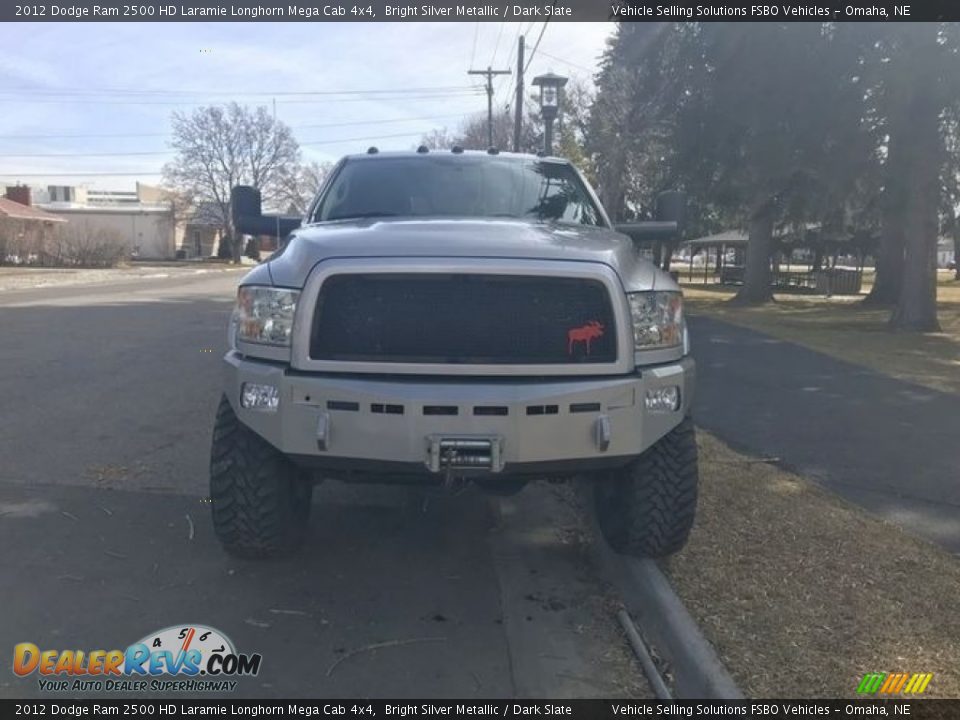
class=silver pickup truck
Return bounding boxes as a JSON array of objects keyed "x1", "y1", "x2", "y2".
[{"x1": 211, "y1": 149, "x2": 698, "y2": 560}]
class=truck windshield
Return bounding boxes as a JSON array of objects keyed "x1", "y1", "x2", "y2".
[{"x1": 312, "y1": 155, "x2": 605, "y2": 226}]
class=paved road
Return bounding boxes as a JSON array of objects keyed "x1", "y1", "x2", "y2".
[
  {"x1": 0, "y1": 274, "x2": 645, "y2": 699},
  {"x1": 1, "y1": 274, "x2": 241, "y2": 495},
  {"x1": 689, "y1": 315, "x2": 960, "y2": 554}
]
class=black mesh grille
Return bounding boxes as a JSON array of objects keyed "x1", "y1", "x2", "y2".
[{"x1": 310, "y1": 273, "x2": 617, "y2": 364}]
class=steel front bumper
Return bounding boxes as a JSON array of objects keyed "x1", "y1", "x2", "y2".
[{"x1": 224, "y1": 352, "x2": 695, "y2": 476}]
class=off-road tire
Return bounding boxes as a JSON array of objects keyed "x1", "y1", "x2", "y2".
[
  {"x1": 209, "y1": 395, "x2": 312, "y2": 558},
  {"x1": 593, "y1": 416, "x2": 698, "y2": 558}
]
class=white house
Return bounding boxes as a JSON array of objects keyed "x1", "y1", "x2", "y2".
[
  {"x1": 938, "y1": 237, "x2": 956, "y2": 268},
  {"x1": 33, "y1": 182, "x2": 180, "y2": 260}
]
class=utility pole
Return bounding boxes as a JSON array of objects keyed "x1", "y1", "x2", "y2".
[
  {"x1": 513, "y1": 36, "x2": 524, "y2": 153},
  {"x1": 468, "y1": 65, "x2": 511, "y2": 148},
  {"x1": 272, "y1": 98, "x2": 280, "y2": 242}
]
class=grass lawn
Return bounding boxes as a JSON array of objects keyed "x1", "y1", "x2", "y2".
[
  {"x1": 682, "y1": 270, "x2": 960, "y2": 395},
  {"x1": 664, "y1": 430, "x2": 960, "y2": 698}
]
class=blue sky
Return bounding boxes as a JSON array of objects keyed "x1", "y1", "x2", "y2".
[{"x1": 0, "y1": 22, "x2": 613, "y2": 189}]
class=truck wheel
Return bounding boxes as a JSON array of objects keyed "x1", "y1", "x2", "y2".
[
  {"x1": 209, "y1": 395, "x2": 312, "y2": 559},
  {"x1": 593, "y1": 416, "x2": 698, "y2": 558}
]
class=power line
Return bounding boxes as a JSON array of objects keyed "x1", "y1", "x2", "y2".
[
  {"x1": 469, "y1": 22, "x2": 480, "y2": 68},
  {"x1": 502, "y1": 23, "x2": 525, "y2": 73},
  {"x1": 494, "y1": 76, "x2": 513, "y2": 113},
  {"x1": 0, "y1": 171, "x2": 165, "y2": 177},
  {"x1": 494, "y1": 72, "x2": 515, "y2": 112},
  {"x1": 0, "y1": 91, "x2": 484, "y2": 107},
  {"x1": 0, "y1": 84, "x2": 479, "y2": 98},
  {"x1": 501, "y1": 23, "x2": 538, "y2": 124},
  {"x1": 0, "y1": 150, "x2": 169, "y2": 158},
  {"x1": 494, "y1": 25, "x2": 526, "y2": 110},
  {"x1": 0, "y1": 113, "x2": 471, "y2": 141},
  {"x1": 489, "y1": 21, "x2": 507, "y2": 66},
  {"x1": 0, "y1": 93, "x2": 483, "y2": 107},
  {"x1": 0, "y1": 129, "x2": 470, "y2": 173},
  {"x1": 302, "y1": 131, "x2": 438, "y2": 146},
  {"x1": 1, "y1": 127, "x2": 468, "y2": 158},
  {"x1": 524, "y1": 21, "x2": 551, "y2": 74},
  {"x1": 492, "y1": 61, "x2": 514, "y2": 111},
  {"x1": 505, "y1": 22, "x2": 537, "y2": 70},
  {"x1": 535, "y1": 49, "x2": 595, "y2": 74},
  {"x1": 270, "y1": 91, "x2": 485, "y2": 105}
]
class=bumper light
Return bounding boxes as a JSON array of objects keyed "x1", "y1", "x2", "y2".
[
  {"x1": 240, "y1": 382, "x2": 280, "y2": 412},
  {"x1": 645, "y1": 386, "x2": 680, "y2": 412}
]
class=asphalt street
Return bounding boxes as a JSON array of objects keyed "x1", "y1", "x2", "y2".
[
  {"x1": 689, "y1": 314, "x2": 960, "y2": 554},
  {"x1": 0, "y1": 272, "x2": 646, "y2": 699}
]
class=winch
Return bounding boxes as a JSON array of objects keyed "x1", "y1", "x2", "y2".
[{"x1": 425, "y1": 436, "x2": 504, "y2": 476}]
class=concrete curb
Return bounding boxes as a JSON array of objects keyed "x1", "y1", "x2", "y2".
[{"x1": 582, "y1": 491, "x2": 742, "y2": 699}]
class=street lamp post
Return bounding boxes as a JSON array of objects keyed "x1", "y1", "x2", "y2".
[{"x1": 532, "y1": 72, "x2": 568, "y2": 156}]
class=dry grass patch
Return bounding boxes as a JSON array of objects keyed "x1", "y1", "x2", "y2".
[
  {"x1": 682, "y1": 271, "x2": 960, "y2": 395},
  {"x1": 663, "y1": 431, "x2": 960, "y2": 698}
]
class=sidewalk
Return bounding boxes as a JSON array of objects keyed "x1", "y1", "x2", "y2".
[
  {"x1": 688, "y1": 315, "x2": 960, "y2": 553},
  {"x1": 0, "y1": 262, "x2": 248, "y2": 292}
]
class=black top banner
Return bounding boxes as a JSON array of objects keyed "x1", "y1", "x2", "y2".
[
  {"x1": 2, "y1": 699, "x2": 960, "y2": 719},
  {"x1": 1, "y1": 0, "x2": 957, "y2": 22}
]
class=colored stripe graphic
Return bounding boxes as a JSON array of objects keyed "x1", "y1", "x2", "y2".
[
  {"x1": 879, "y1": 674, "x2": 898, "y2": 693},
  {"x1": 858, "y1": 673, "x2": 886, "y2": 694},
  {"x1": 903, "y1": 674, "x2": 919, "y2": 693},
  {"x1": 859, "y1": 672, "x2": 933, "y2": 695},
  {"x1": 892, "y1": 674, "x2": 909, "y2": 693}
]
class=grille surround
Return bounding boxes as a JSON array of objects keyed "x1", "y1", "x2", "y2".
[
  {"x1": 309, "y1": 272, "x2": 617, "y2": 365},
  {"x1": 290, "y1": 258, "x2": 633, "y2": 376}
]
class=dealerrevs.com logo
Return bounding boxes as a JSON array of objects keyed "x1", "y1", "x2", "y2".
[{"x1": 13, "y1": 624, "x2": 261, "y2": 693}]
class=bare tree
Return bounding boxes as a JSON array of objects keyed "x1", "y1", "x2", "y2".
[
  {"x1": 52, "y1": 220, "x2": 127, "y2": 267},
  {"x1": 457, "y1": 109, "x2": 518, "y2": 151},
  {"x1": 275, "y1": 160, "x2": 333, "y2": 216},
  {"x1": 163, "y1": 103, "x2": 301, "y2": 262},
  {"x1": 421, "y1": 106, "x2": 542, "y2": 154},
  {"x1": 420, "y1": 127, "x2": 456, "y2": 151}
]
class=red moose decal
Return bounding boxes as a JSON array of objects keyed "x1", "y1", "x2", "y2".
[{"x1": 567, "y1": 320, "x2": 605, "y2": 356}]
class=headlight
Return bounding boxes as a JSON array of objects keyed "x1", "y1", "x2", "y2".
[
  {"x1": 628, "y1": 291, "x2": 684, "y2": 350},
  {"x1": 234, "y1": 286, "x2": 299, "y2": 346}
]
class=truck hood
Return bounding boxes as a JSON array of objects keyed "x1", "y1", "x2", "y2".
[{"x1": 259, "y1": 218, "x2": 674, "y2": 293}]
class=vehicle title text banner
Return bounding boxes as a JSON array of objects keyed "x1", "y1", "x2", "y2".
[
  {"x1": 3, "y1": 699, "x2": 960, "y2": 718},
  {"x1": 3, "y1": 0, "x2": 957, "y2": 22}
]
